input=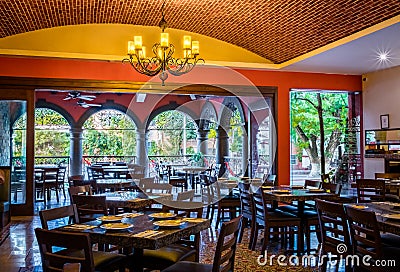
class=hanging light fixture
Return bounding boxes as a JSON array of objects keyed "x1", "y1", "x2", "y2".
[{"x1": 123, "y1": 1, "x2": 204, "y2": 85}]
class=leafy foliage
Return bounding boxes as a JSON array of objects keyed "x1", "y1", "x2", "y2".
[
  {"x1": 290, "y1": 92, "x2": 348, "y2": 174},
  {"x1": 147, "y1": 110, "x2": 197, "y2": 156}
]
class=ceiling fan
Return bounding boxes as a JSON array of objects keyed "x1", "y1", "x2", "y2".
[
  {"x1": 63, "y1": 91, "x2": 96, "y2": 101},
  {"x1": 77, "y1": 99, "x2": 102, "y2": 108}
]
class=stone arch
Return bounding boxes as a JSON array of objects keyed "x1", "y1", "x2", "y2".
[
  {"x1": 35, "y1": 99, "x2": 75, "y2": 127},
  {"x1": 219, "y1": 97, "x2": 245, "y2": 129},
  {"x1": 145, "y1": 101, "x2": 199, "y2": 131},
  {"x1": 76, "y1": 100, "x2": 141, "y2": 129},
  {"x1": 199, "y1": 101, "x2": 217, "y2": 131}
]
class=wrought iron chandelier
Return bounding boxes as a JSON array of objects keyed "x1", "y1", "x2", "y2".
[{"x1": 123, "y1": 2, "x2": 204, "y2": 85}]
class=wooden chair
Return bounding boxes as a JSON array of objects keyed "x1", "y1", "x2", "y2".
[
  {"x1": 237, "y1": 182, "x2": 256, "y2": 249},
  {"x1": 316, "y1": 199, "x2": 351, "y2": 271},
  {"x1": 177, "y1": 189, "x2": 195, "y2": 201},
  {"x1": 68, "y1": 185, "x2": 93, "y2": 204},
  {"x1": 140, "y1": 205, "x2": 204, "y2": 271},
  {"x1": 356, "y1": 179, "x2": 385, "y2": 203},
  {"x1": 35, "y1": 167, "x2": 60, "y2": 205},
  {"x1": 375, "y1": 173, "x2": 400, "y2": 180},
  {"x1": 162, "y1": 215, "x2": 242, "y2": 272},
  {"x1": 167, "y1": 167, "x2": 187, "y2": 190},
  {"x1": 345, "y1": 206, "x2": 400, "y2": 271},
  {"x1": 252, "y1": 189, "x2": 301, "y2": 252},
  {"x1": 35, "y1": 228, "x2": 127, "y2": 272},
  {"x1": 57, "y1": 165, "x2": 67, "y2": 199},
  {"x1": 321, "y1": 182, "x2": 342, "y2": 195},
  {"x1": 141, "y1": 178, "x2": 173, "y2": 194},
  {"x1": 39, "y1": 204, "x2": 79, "y2": 229},
  {"x1": 70, "y1": 195, "x2": 108, "y2": 223},
  {"x1": 212, "y1": 182, "x2": 241, "y2": 228}
]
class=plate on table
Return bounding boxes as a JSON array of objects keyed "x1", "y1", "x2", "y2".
[
  {"x1": 307, "y1": 189, "x2": 325, "y2": 193},
  {"x1": 350, "y1": 205, "x2": 368, "y2": 209},
  {"x1": 100, "y1": 223, "x2": 133, "y2": 230},
  {"x1": 97, "y1": 215, "x2": 122, "y2": 222},
  {"x1": 272, "y1": 189, "x2": 290, "y2": 194},
  {"x1": 149, "y1": 212, "x2": 177, "y2": 220},
  {"x1": 153, "y1": 220, "x2": 185, "y2": 228},
  {"x1": 381, "y1": 214, "x2": 400, "y2": 220},
  {"x1": 116, "y1": 213, "x2": 144, "y2": 218}
]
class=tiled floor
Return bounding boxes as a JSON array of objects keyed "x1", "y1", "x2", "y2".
[{"x1": 0, "y1": 192, "x2": 336, "y2": 272}]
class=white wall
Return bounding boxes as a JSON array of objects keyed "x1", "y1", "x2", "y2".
[{"x1": 363, "y1": 66, "x2": 400, "y2": 178}]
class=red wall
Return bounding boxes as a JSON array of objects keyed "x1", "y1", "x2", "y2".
[{"x1": 0, "y1": 56, "x2": 362, "y2": 184}]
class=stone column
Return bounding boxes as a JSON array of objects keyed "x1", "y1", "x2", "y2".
[
  {"x1": 136, "y1": 128, "x2": 147, "y2": 167},
  {"x1": 70, "y1": 127, "x2": 83, "y2": 176},
  {"x1": 242, "y1": 131, "x2": 249, "y2": 176},
  {"x1": 216, "y1": 126, "x2": 229, "y2": 177},
  {"x1": 197, "y1": 129, "x2": 208, "y2": 155}
]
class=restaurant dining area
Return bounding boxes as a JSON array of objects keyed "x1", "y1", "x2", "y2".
[{"x1": 0, "y1": 1, "x2": 400, "y2": 272}]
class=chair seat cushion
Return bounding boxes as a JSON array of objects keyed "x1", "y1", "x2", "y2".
[
  {"x1": 58, "y1": 249, "x2": 126, "y2": 270},
  {"x1": 142, "y1": 244, "x2": 196, "y2": 269},
  {"x1": 162, "y1": 261, "x2": 213, "y2": 272},
  {"x1": 381, "y1": 233, "x2": 400, "y2": 247}
]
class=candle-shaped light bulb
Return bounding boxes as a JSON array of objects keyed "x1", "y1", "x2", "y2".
[
  {"x1": 184, "y1": 49, "x2": 192, "y2": 58},
  {"x1": 139, "y1": 46, "x2": 146, "y2": 59},
  {"x1": 128, "y1": 41, "x2": 135, "y2": 54},
  {"x1": 183, "y1": 36, "x2": 192, "y2": 50},
  {"x1": 134, "y1": 36, "x2": 142, "y2": 50},
  {"x1": 160, "y1": 33, "x2": 169, "y2": 47},
  {"x1": 192, "y1": 41, "x2": 200, "y2": 55}
]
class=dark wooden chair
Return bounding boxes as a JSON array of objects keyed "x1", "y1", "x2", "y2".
[
  {"x1": 321, "y1": 182, "x2": 342, "y2": 195},
  {"x1": 162, "y1": 215, "x2": 242, "y2": 272},
  {"x1": 39, "y1": 204, "x2": 79, "y2": 229},
  {"x1": 167, "y1": 167, "x2": 187, "y2": 190},
  {"x1": 345, "y1": 206, "x2": 400, "y2": 271},
  {"x1": 237, "y1": 182, "x2": 255, "y2": 249},
  {"x1": 316, "y1": 199, "x2": 351, "y2": 271},
  {"x1": 68, "y1": 185, "x2": 93, "y2": 198},
  {"x1": 70, "y1": 195, "x2": 108, "y2": 223},
  {"x1": 252, "y1": 188, "x2": 301, "y2": 252},
  {"x1": 57, "y1": 165, "x2": 67, "y2": 199},
  {"x1": 35, "y1": 167, "x2": 60, "y2": 205},
  {"x1": 212, "y1": 181, "x2": 241, "y2": 228},
  {"x1": 35, "y1": 228, "x2": 127, "y2": 272},
  {"x1": 177, "y1": 189, "x2": 195, "y2": 201},
  {"x1": 356, "y1": 179, "x2": 385, "y2": 203},
  {"x1": 140, "y1": 205, "x2": 204, "y2": 271}
]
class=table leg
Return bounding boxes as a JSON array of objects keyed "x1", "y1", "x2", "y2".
[{"x1": 129, "y1": 248, "x2": 144, "y2": 272}]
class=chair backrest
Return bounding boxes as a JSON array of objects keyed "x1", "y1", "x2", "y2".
[
  {"x1": 356, "y1": 179, "x2": 385, "y2": 203},
  {"x1": 304, "y1": 179, "x2": 321, "y2": 189},
  {"x1": 35, "y1": 228, "x2": 95, "y2": 272},
  {"x1": 177, "y1": 189, "x2": 195, "y2": 201},
  {"x1": 68, "y1": 185, "x2": 93, "y2": 200},
  {"x1": 71, "y1": 195, "x2": 108, "y2": 223},
  {"x1": 42, "y1": 167, "x2": 59, "y2": 183},
  {"x1": 252, "y1": 189, "x2": 267, "y2": 224},
  {"x1": 212, "y1": 215, "x2": 242, "y2": 272},
  {"x1": 315, "y1": 200, "x2": 351, "y2": 255},
  {"x1": 87, "y1": 166, "x2": 104, "y2": 180},
  {"x1": 57, "y1": 166, "x2": 67, "y2": 183},
  {"x1": 68, "y1": 175, "x2": 85, "y2": 186},
  {"x1": 140, "y1": 177, "x2": 172, "y2": 194},
  {"x1": 39, "y1": 204, "x2": 79, "y2": 229},
  {"x1": 321, "y1": 182, "x2": 342, "y2": 195},
  {"x1": 345, "y1": 206, "x2": 383, "y2": 261},
  {"x1": 238, "y1": 182, "x2": 253, "y2": 220},
  {"x1": 374, "y1": 172, "x2": 400, "y2": 180}
]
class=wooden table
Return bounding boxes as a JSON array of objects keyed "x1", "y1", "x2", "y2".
[
  {"x1": 355, "y1": 202, "x2": 400, "y2": 235},
  {"x1": 102, "y1": 166, "x2": 129, "y2": 178},
  {"x1": 58, "y1": 214, "x2": 210, "y2": 271},
  {"x1": 95, "y1": 178, "x2": 133, "y2": 193},
  {"x1": 182, "y1": 166, "x2": 209, "y2": 189},
  {"x1": 265, "y1": 188, "x2": 339, "y2": 216},
  {"x1": 265, "y1": 187, "x2": 338, "y2": 252},
  {"x1": 104, "y1": 191, "x2": 172, "y2": 213}
]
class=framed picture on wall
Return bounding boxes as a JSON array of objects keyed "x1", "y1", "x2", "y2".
[{"x1": 380, "y1": 114, "x2": 389, "y2": 129}]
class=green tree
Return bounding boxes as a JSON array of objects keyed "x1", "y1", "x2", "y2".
[
  {"x1": 291, "y1": 92, "x2": 348, "y2": 177},
  {"x1": 148, "y1": 111, "x2": 197, "y2": 156}
]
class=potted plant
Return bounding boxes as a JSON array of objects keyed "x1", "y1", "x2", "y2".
[{"x1": 190, "y1": 152, "x2": 204, "y2": 167}]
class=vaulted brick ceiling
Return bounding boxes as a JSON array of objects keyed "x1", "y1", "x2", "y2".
[{"x1": 0, "y1": 0, "x2": 399, "y2": 64}]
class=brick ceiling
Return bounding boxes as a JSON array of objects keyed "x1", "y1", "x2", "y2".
[{"x1": 0, "y1": 0, "x2": 399, "y2": 64}]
